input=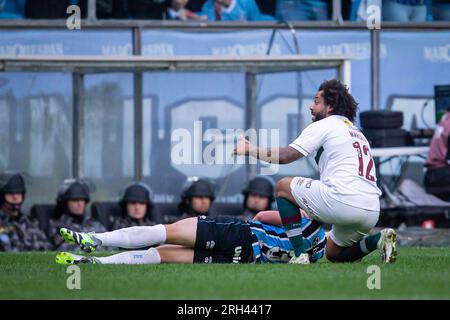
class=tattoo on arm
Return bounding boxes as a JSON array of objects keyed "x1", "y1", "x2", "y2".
[{"x1": 251, "y1": 146, "x2": 303, "y2": 164}]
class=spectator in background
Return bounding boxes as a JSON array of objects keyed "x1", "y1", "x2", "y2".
[
  {"x1": 165, "y1": 0, "x2": 207, "y2": 20},
  {"x1": 275, "y1": 0, "x2": 329, "y2": 21},
  {"x1": 383, "y1": 0, "x2": 427, "y2": 22},
  {"x1": 186, "y1": 0, "x2": 208, "y2": 12},
  {"x1": 166, "y1": 177, "x2": 215, "y2": 223},
  {"x1": 255, "y1": 0, "x2": 276, "y2": 17},
  {"x1": 349, "y1": 0, "x2": 381, "y2": 21},
  {"x1": 239, "y1": 176, "x2": 274, "y2": 221},
  {"x1": 0, "y1": 0, "x2": 25, "y2": 19},
  {"x1": 340, "y1": 0, "x2": 353, "y2": 20},
  {"x1": 432, "y1": 0, "x2": 450, "y2": 21},
  {"x1": 200, "y1": 0, "x2": 274, "y2": 21},
  {"x1": 0, "y1": 173, "x2": 51, "y2": 251},
  {"x1": 112, "y1": 182, "x2": 157, "y2": 229},
  {"x1": 424, "y1": 109, "x2": 450, "y2": 201},
  {"x1": 24, "y1": 0, "x2": 72, "y2": 19},
  {"x1": 89, "y1": 0, "x2": 128, "y2": 19},
  {"x1": 48, "y1": 179, "x2": 106, "y2": 251}
]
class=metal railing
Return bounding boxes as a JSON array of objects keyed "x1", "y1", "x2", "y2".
[
  {"x1": 1, "y1": 0, "x2": 449, "y2": 30},
  {"x1": 1, "y1": 19, "x2": 449, "y2": 30}
]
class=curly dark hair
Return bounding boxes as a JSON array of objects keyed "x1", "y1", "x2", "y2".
[{"x1": 318, "y1": 79, "x2": 359, "y2": 123}]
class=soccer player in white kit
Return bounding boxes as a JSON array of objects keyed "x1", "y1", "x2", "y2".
[{"x1": 234, "y1": 79, "x2": 397, "y2": 264}]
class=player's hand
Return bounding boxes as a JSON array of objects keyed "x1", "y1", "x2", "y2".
[{"x1": 233, "y1": 135, "x2": 251, "y2": 156}]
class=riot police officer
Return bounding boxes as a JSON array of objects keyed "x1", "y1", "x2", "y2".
[
  {"x1": 48, "y1": 179, "x2": 106, "y2": 251},
  {"x1": 112, "y1": 182, "x2": 157, "y2": 229},
  {"x1": 0, "y1": 172, "x2": 51, "y2": 251},
  {"x1": 168, "y1": 177, "x2": 215, "y2": 223},
  {"x1": 239, "y1": 176, "x2": 275, "y2": 221}
]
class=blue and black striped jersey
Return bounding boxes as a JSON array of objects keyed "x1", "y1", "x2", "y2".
[{"x1": 247, "y1": 218, "x2": 326, "y2": 263}]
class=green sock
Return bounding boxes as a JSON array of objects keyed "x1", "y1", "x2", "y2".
[
  {"x1": 337, "y1": 233, "x2": 382, "y2": 262},
  {"x1": 276, "y1": 197, "x2": 305, "y2": 257},
  {"x1": 365, "y1": 233, "x2": 381, "y2": 251}
]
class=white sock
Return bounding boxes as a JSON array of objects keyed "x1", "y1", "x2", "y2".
[
  {"x1": 93, "y1": 225, "x2": 166, "y2": 249},
  {"x1": 97, "y1": 248, "x2": 161, "y2": 265}
]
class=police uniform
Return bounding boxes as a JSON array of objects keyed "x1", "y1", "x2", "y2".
[
  {"x1": 113, "y1": 182, "x2": 157, "y2": 229},
  {"x1": 0, "y1": 173, "x2": 51, "y2": 251},
  {"x1": 170, "y1": 178, "x2": 215, "y2": 223},
  {"x1": 237, "y1": 209, "x2": 258, "y2": 222},
  {"x1": 238, "y1": 176, "x2": 275, "y2": 221},
  {"x1": 49, "y1": 179, "x2": 107, "y2": 251},
  {"x1": 0, "y1": 209, "x2": 52, "y2": 251},
  {"x1": 164, "y1": 211, "x2": 203, "y2": 224},
  {"x1": 112, "y1": 216, "x2": 156, "y2": 230}
]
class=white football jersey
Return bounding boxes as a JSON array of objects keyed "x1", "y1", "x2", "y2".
[{"x1": 289, "y1": 115, "x2": 382, "y2": 211}]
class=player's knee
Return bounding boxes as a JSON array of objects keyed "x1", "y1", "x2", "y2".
[{"x1": 275, "y1": 177, "x2": 291, "y2": 197}]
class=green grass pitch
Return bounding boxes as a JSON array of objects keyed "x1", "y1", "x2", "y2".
[{"x1": 1, "y1": 247, "x2": 449, "y2": 299}]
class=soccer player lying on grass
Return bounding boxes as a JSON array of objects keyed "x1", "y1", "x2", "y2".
[{"x1": 55, "y1": 210, "x2": 326, "y2": 265}]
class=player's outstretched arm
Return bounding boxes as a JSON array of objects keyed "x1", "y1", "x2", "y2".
[{"x1": 233, "y1": 135, "x2": 303, "y2": 164}]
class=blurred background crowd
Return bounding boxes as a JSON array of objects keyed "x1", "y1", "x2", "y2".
[{"x1": 0, "y1": 0, "x2": 449, "y2": 22}]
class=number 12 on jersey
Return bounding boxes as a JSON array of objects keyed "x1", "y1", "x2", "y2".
[{"x1": 353, "y1": 141, "x2": 376, "y2": 182}]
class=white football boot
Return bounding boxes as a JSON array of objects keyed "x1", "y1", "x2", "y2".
[
  {"x1": 377, "y1": 228, "x2": 397, "y2": 263},
  {"x1": 288, "y1": 253, "x2": 310, "y2": 264}
]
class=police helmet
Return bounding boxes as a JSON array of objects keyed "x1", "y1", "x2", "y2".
[
  {"x1": 242, "y1": 176, "x2": 275, "y2": 202},
  {"x1": 181, "y1": 177, "x2": 215, "y2": 201},
  {"x1": 0, "y1": 173, "x2": 26, "y2": 196},
  {"x1": 56, "y1": 179, "x2": 90, "y2": 204},
  {"x1": 0, "y1": 172, "x2": 26, "y2": 205},
  {"x1": 118, "y1": 182, "x2": 153, "y2": 207}
]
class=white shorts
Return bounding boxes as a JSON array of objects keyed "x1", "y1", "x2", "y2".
[{"x1": 290, "y1": 177, "x2": 380, "y2": 247}]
